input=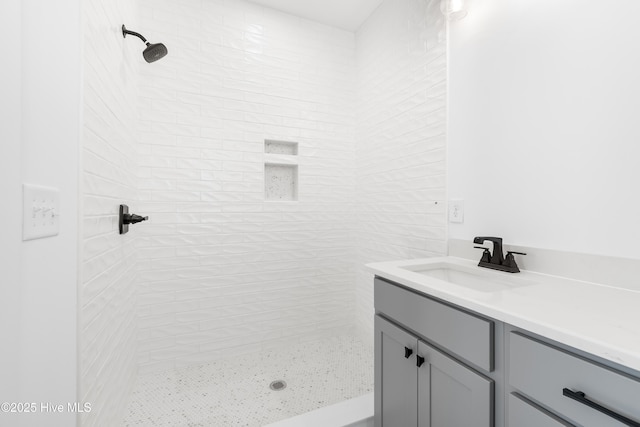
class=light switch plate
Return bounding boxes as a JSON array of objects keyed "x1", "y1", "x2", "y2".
[
  {"x1": 448, "y1": 200, "x2": 464, "y2": 224},
  {"x1": 23, "y1": 184, "x2": 60, "y2": 241}
]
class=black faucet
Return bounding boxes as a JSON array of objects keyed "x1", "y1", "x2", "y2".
[{"x1": 473, "y1": 236, "x2": 526, "y2": 273}]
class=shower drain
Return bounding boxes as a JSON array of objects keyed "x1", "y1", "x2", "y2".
[{"x1": 269, "y1": 380, "x2": 287, "y2": 391}]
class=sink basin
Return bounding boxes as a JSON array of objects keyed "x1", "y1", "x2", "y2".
[{"x1": 401, "y1": 262, "x2": 534, "y2": 293}]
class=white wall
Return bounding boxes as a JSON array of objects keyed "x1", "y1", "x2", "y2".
[
  {"x1": 1, "y1": 0, "x2": 81, "y2": 426},
  {"x1": 80, "y1": 0, "x2": 140, "y2": 425},
  {"x1": 355, "y1": 0, "x2": 448, "y2": 338},
  {"x1": 0, "y1": 0, "x2": 23, "y2": 413},
  {"x1": 449, "y1": 0, "x2": 640, "y2": 259},
  {"x1": 133, "y1": 0, "x2": 358, "y2": 373}
]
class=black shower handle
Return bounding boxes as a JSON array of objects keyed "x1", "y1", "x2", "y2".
[
  {"x1": 119, "y1": 204, "x2": 149, "y2": 235},
  {"x1": 123, "y1": 213, "x2": 148, "y2": 225}
]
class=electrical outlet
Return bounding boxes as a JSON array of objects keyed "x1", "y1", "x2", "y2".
[
  {"x1": 23, "y1": 184, "x2": 60, "y2": 241},
  {"x1": 448, "y1": 200, "x2": 464, "y2": 224}
]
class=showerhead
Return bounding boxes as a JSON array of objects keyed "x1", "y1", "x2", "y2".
[
  {"x1": 143, "y1": 42, "x2": 168, "y2": 63},
  {"x1": 122, "y1": 25, "x2": 168, "y2": 63}
]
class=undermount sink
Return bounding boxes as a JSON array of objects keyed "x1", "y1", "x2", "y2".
[{"x1": 401, "y1": 261, "x2": 535, "y2": 293}]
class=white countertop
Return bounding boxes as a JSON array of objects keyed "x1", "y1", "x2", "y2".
[{"x1": 367, "y1": 256, "x2": 640, "y2": 373}]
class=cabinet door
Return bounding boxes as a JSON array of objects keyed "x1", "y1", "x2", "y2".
[
  {"x1": 375, "y1": 315, "x2": 418, "y2": 427},
  {"x1": 418, "y1": 340, "x2": 494, "y2": 427}
]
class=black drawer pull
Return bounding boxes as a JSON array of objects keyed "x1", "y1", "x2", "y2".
[
  {"x1": 562, "y1": 388, "x2": 640, "y2": 427},
  {"x1": 416, "y1": 355, "x2": 425, "y2": 368},
  {"x1": 404, "y1": 347, "x2": 413, "y2": 359}
]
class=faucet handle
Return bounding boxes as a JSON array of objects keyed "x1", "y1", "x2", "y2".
[
  {"x1": 503, "y1": 251, "x2": 526, "y2": 272},
  {"x1": 474, "y1": 246, "x2": 492, "y2": 264}
]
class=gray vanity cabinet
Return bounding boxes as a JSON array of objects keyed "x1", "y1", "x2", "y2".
[
  {"x1": 374, "y1": 276, "x2": 495, "y2": 427},
  {"x1": 374, "y1": 275, "x2": 640, "y2": 427}
]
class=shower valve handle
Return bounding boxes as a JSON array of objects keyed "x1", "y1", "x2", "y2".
[
  {"x1": 123, "y1": 213, "x2": 148, "y2": 225},
  {"x1": 119, "y1": 204, "x2": 148, "y2": 235}
]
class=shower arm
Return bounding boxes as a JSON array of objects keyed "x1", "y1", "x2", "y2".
[{"x1": 122, "y1": 25, "x2": 148, "y2": 44}]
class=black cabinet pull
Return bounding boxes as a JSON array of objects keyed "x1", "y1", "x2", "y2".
[
  {"x1": 416, "y1": 355, "x2": 425, "y2": 368},
  {"x1": 562, "y1": 388, "x2": 640, "y2": 427},
  {"x1": 404, "y1": 347, "x2": 413, "y2": 359}
]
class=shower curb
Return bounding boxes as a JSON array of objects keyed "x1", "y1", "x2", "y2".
[{"x1": 263, "y1": 393, "x2": 373, "y2": 427}]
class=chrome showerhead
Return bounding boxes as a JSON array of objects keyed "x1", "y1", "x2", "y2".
[{"x1": 122, "y1": 25, "x2": 168, "y2": 63}]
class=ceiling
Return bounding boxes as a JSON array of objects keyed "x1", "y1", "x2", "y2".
[{"x1": 247, "y1": 0, "x2": 384, "y2": 32}]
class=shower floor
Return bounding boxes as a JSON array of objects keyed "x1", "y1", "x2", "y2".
[{"x1": 123, "y1": 334, "x2": 374, "y2": 426}]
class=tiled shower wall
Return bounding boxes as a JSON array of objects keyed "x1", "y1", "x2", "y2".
[
  {"x1": 134, "y1": 0, "x2": 357, "y2": 373},
  {"x1": 355, "y1": 0, "x2": 448, "y2": 338},
  {"x1": 81, "y1": 0, "x2": 140, "y2": 426}
]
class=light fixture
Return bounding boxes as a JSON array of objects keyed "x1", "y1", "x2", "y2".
[{"x1": 440, "y1": 0, "x2": 468, "y2": 20}]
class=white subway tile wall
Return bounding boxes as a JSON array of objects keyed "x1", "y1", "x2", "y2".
[
  {"x1": 355, "y1": 0, "x2": 448, "y2": 338},
  {"x1": 79, "y1": 0, "x2": 447, "y2": 423},
  {"x1": 81, "y1": 0, "x2": 140, "y2": 426},
  {"x1": 134, "y1": 0, "x2": 358, "y2": 373}
]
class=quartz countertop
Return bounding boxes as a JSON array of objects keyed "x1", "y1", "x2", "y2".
[{"x1": 366, "y1": 256, "x2": 640, "y2": 373}]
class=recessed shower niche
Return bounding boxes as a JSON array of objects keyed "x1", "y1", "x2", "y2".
[{"x1": 264, "y1": 140, "x2": 299, "y2": 201}]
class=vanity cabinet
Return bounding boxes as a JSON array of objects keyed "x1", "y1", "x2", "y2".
[
  {"x1": 374, "y1": 278, "x2": 495, "y2": 427},
  {"x1": 373, "y1": 276, "x2": 640, "y2": 427}
]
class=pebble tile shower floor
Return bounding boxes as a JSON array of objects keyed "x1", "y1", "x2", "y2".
[{"x1": 124, "y1": 335, "x2": 374, "y2": 426}]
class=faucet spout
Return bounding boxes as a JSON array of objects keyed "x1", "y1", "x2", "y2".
[{"x1": 473, "y1": 236, "x2": 504, "y2": 265}]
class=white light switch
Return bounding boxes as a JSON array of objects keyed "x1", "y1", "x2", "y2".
[
  {"x1": 23, "y1": 184, "x2": 60, "y2": 241},
  {"x1": 448, "y1": 200, "x2": 464, "y2": 224}
]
